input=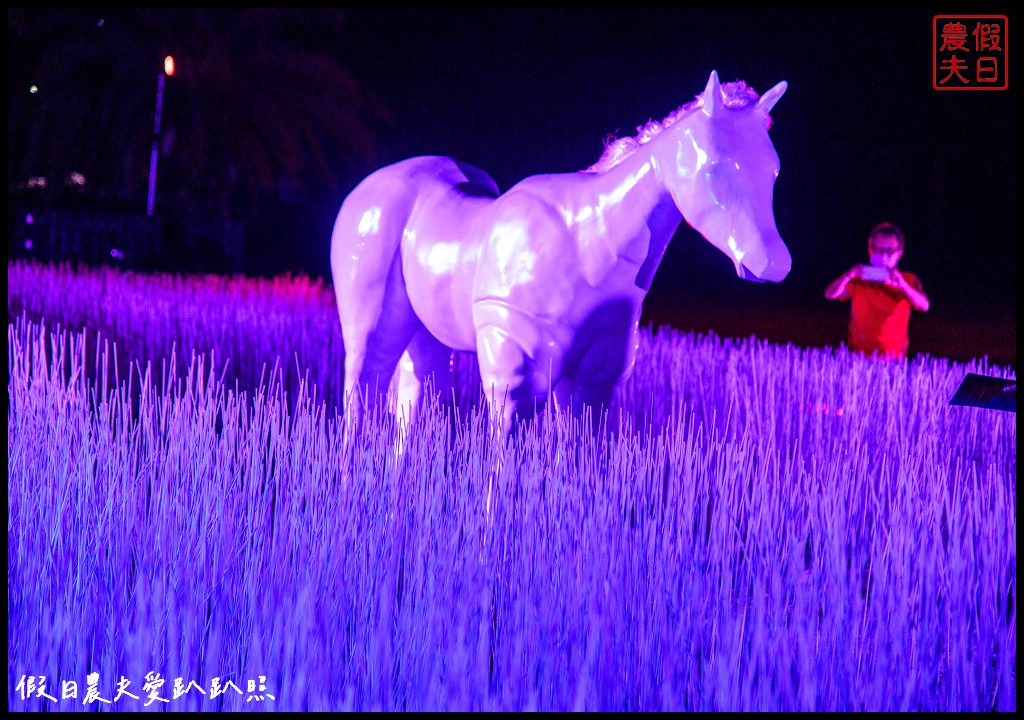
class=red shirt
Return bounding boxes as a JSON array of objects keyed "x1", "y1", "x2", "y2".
[{"x1": 842, "y1": 272, "x2": 923, "y2": 359}]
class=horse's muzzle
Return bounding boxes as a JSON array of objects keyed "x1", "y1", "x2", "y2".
[{"x1": 738, "y1": 243, "x2": 791, "y2": 283}]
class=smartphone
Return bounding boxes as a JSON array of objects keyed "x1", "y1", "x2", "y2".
[{"x1": 860, "y1": 266, "x2": 890, "y2": 282}]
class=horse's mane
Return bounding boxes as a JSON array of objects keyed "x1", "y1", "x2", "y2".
[{"x1": 587, "y1": 80, "x2": 765, "y2": 173}]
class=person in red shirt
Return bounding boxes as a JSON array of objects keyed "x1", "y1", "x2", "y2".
[{"x1": 824, "y1": 221, "x2": 930, "y2": 359}]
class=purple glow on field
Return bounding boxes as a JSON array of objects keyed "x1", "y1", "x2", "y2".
[{"x1": 6, "y1": 261, "x2": 1017, "y2": 711}]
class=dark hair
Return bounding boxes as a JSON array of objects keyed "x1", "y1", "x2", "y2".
[{"x1": 869, "y1": 221, "x2": 905, "y2": 249}]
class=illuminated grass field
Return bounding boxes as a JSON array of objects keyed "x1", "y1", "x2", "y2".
[{"x1": 7, "y1": 260, "x2": 1017, "y2": 711}]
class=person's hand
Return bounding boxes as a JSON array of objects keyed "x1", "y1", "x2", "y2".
[
  {"x1": 886, "y1": 267, "x2": 906, "y2": 288},
  {"x1": 849, "y1": 264, "x2": 869, "y2": 280}
]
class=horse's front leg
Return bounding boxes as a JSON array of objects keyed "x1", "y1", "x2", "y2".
[
  {"x1": 474, "y1": 322, "x2": 562, "y2": 522},
  {"x1": 555, "y1": 313, "x2": 639, "y2": 436},
  {"x1": 474, "y1": 324, "x2": 560, "y2": 442},
  {"x1": 557, "y1": 375, "x2": 619, "y2": 435}
]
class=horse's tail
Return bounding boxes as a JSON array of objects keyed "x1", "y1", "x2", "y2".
[
  {"x1": 330, "y1": 164, "x2": 418, "y2": 421},
  {"x1": 330, "y1": 156, "x2": 498, "y2": 287},
  {"x1": 330, "y1": 156, "x2": 499, "y2": 337},
  {"x1": 331, "y1": 179, "x2": 405, "y2": 307}
]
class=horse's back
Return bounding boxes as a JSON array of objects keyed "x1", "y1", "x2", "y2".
[
  {"x1": 339, "y1": 155, "x2": 496, "y2": 219},
  {"x1": 332, "y1": 156, "x2": 498, "y2": 265}
]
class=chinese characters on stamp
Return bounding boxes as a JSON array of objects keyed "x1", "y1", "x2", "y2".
[{"x1": 934, "y1": 15, "x2": 1008, "y2": 90}]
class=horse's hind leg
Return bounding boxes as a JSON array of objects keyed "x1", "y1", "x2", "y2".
[
  {"x1": 336, "y1": 253, "x2": 421, "y2": 432},
  {"x1": 395, "y1": 329, "x2": 454, "y2": 428}
]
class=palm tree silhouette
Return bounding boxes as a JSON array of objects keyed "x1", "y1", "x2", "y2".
[{"x1": 8, "y1": 8, "x2": 394, "y2": 272}]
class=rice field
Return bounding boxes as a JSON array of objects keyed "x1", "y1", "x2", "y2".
[{"x1": 7, "y1": 259, "x2": 1017, "y2": 711}]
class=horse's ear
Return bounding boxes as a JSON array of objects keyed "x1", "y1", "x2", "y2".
[
  {"x1": 701, "y1": 70, "x2": 721, "y2": 118},
  {"x1": 756, "y1": 80, "x2": 788, "y2": 116}
]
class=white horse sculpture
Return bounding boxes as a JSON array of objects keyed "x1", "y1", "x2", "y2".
[{"x1": 331, "y1": 70, "x2": 790, "y2": 438}]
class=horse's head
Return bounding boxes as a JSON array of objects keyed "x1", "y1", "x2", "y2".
[{"x1": 666, "y1": 71, "x2": 791, "y2": 283}]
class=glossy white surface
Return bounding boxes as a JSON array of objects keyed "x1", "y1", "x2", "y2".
[{"x1": 331, "y1": 70, "x2": 790, "y2": 436}]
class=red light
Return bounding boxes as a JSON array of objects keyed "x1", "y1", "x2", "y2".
[{"x1": 164, "y1": 56, "x2": 175, "y2": 77}]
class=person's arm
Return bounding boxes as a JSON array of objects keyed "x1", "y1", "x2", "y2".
[
  {"x1": 824, "y1": 265, "x2": 863, "y2": 300},
  {"x1": 888, "y1": 269, "x2": 929, "y2": 311}
]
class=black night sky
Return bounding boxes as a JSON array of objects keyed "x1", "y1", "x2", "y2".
[
  {"x1": 336, "y1": 9, "x2": 1016, "y2": 317},
  {"x1": 8, "y1": 8, "x2": 1018, "y2": 361}
]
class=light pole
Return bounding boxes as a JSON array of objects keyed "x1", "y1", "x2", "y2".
[{"x1": 146, "y1": 55, "x2": 174, "y2": 217}]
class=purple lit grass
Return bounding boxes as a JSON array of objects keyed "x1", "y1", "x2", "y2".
[{"x1": 7, "y1": 261, "x2": 1017, "y2": 711}]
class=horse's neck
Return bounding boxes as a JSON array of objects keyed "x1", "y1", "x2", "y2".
[{"x1": 579, "y1": 148, "x2": 682, "y2": 288}]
